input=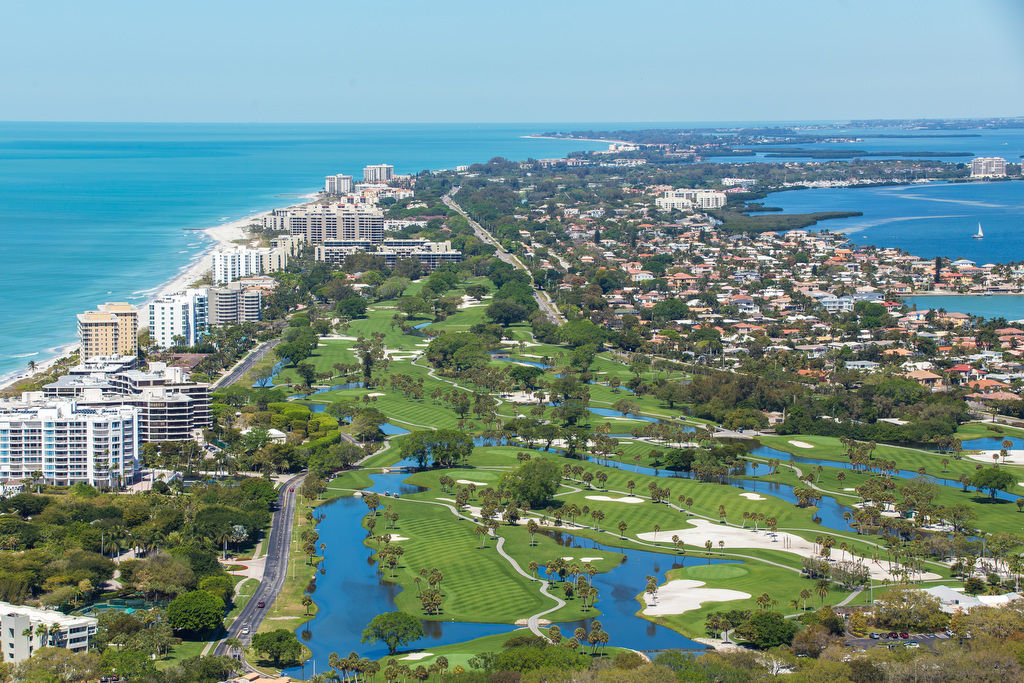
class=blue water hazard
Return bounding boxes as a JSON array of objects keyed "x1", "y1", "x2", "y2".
[
  {"x1": 412, "y1": 321, "x2": 432, "y2": 330},
  {"x1": 380, "y1": 422, "x2": 411, "y2": 436},
  {"x1": 253, "y1": 360, "x2": 285, "y2": 388},
  {"x1": 750, "y1": 441, "x2": 1024, "y2": 504},
  {"x1": 587, "y1": 407, "x2": 661, "y2": 423},
  {"x1": 282, "y1": 468, "x2": 706, "y2": 678}
]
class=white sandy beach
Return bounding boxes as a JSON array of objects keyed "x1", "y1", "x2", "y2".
[{"x1": 0, "y1": 196, "x2": 318, "y2": 393}]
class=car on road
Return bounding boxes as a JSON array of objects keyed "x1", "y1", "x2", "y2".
[
  {"x1": 900, "y1": 632, "x2": 909, "y2": 639},
  {"x1": 241, "y1": 626, "x2": 250, "y2": 635},
  {"x1": 905, "y1": 641, "x2": 919, "y2": 648},
  {"x1": 870, "y1": 632, "x2": 880, "y2": 639},
  {"x1": 256, "y1": 600, "x2": 265, "y2": 608},
  {"x1": 888, "y1": 632, "x2": 899, "y2": 639},
  {"x1": 289, "y1": 487, "x2": 294, "y2": 492}
]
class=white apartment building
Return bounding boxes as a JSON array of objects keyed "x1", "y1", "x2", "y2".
[
  {"x1": 363, "y1": 164, "x2": 394, "y2": 183},
  {"x1": 325, "y1": 174, "x2": 354, "y2": 194},
  {"x1": 655, "y1": 189, "x2": 727, "y2": 211},
  {"x1": 0, "y1": 602, "x2": 98, "y2": 663},
  {"x1": 315, "y1": 239, "x2": 462, "y2": 272},
  {"x1": 147, "y1": 289, "x2": 208, "y2": 348},
  {"x1": 0, "y1": 401, "x2": 140, "y2": 487},
  {"x1": 262, "y1": 204, "x2": 384, "y2": 244},
  {"x1": 77, "y1": 303, "x2": 139, "y2": 360},
  {"x1": 970, "y1": 156, "x2": 1007, "y2": 177},
  {"x1": 212, "y1": 246, "x2": 288, "y2": 284}
]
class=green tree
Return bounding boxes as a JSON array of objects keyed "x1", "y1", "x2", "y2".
[
  {"x1": 250, "y1": 629, "x2": 302, "y2": 666},
  {"x1": 971, "y1": 467, "x2": 1015, "y2": 498},
  {"x1": 166, "y1": 590, "x2": 225, "y2": 634},
  {"x1": 499, "y1": 459, "x2": 562, "y2": 507},
  {"x1": 733, "y1": 610, "x2": 799, "y2": 649},
  {"x1": 360, "y1": 611, "x2": 425, "y2": 655}
]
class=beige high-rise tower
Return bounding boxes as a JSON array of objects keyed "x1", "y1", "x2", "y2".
[{"x1": 77, "y1": 302, "x2": 139, "y2": 359}]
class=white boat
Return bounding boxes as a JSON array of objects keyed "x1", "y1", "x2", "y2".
[{"x1": 972, "y1": 222, "x2": 983, "y2": 239}]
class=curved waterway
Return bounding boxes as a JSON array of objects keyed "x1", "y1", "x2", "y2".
[{"x1": 283, "y1": 466, "x2": 710, "y2": 676}]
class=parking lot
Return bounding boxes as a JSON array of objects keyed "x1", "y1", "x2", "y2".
[{"x1": 845, "y1": 632, "x2": 950, "y2": 651}]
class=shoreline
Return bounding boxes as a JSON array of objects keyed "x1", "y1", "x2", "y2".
[{"x1": 0, "y1": 193, "x2": 318, "y2": 393}]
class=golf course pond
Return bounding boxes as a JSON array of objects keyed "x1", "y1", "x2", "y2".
[{"x1": 283, "y1": 466, "x2": 714, "y2": 677}]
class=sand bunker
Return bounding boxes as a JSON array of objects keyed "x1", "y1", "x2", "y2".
[
  {"x1": 739, "y1": 492, "x2": 766, "y2": 501},
  {"x1": 637, "y1": 519, "x2": 937, "y2": 581},
  {"x1": 586, "y1": 495, "x2": 645, "y2": 504},
  {"x1": 580, "y1": 557, "x2": 603, "y2": 562},
  {"x1": 643, "y1": 580, "x2": 750, "y2": 616},
  {"x1": 367, "y1": 392, "x2": 386, "y2": 397},
  {"x1": 457, "y1": 479, "x2": 488, "y2": 486},
  {"x1": 383, "y1": 535, "x2": 409, "y2": 542},
  {"x1": 968, "y1": 450, "x2": 1024, "y2": 465},
  {"x1": 789, "y1": 440, "x2": 814, "y2": 449},
  {"x1": 401, "y1": 653, "x2": 433, "y2": 661}
]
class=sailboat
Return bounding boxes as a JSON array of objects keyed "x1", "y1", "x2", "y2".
[{"x1": 972, "y1": 222, "x2": 984, "y2": 239}]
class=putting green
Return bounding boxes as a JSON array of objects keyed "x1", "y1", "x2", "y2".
[{"x1": 684, "y1": 565, "x2": 749, "y2": 581}]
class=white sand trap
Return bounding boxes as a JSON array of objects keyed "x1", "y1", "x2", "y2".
[
  {"x1": 367, "y1": 392, "x2": 386, "y2": 397},
  {"x1": 637, "y1": 519, "x2": 938, "y2": 581},
  {"x1": 643, "y1": 580, "x2": 750, "y2": 616},
  {"x1": 580, "y1": 557, "x2": 603, "y2": 562},
  {"x1": 843, "y1": 488, "x2": 857, "y2": 491},
  {"x1": 1019, "y1": 482, "x2": 1024, "y2": 487},
  {"x1": 400, "y1": 653, "x2": 433, "y2": 661},
  {"x1": 739, "y1": 492, "x2": 766, "y2": 501},
  {"x1": 384, "y1": 535, "x2": 409, "y2": 542},
  {"x1": 586, "y1": 495, "x2": 645, "y2": 504},
  {"x1": 789, "y1": 440, "x2": 814, "y2": 449},
  {"x1": 561, "y1": 556, "x2": 574, "y2": 560},
  {"x1": 438, "y1": 497, "x2": 456, "y2": 503},
  {"x1": 968, "y1": 450, "x2": 1024, "y2": 465},
  {"x1": 457, "y1": 479, "x2": 488, "y2": 486}
]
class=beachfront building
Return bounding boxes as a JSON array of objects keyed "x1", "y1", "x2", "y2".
[
  {"x1": 970, "y1": 157, "x2": 1007, "y2": 177},
  {"x1": 0, "y1": 401, "x2": 140, "y2": 487},
  {"x1": 314, "y1": 238, "x2": 462, "y2": 272},
  {"x1": 270, "y1": 234, "x2": 306, "y2": 257},
  {"x1": 264, "y1": 204, "x2": 384, "y2": 245},
  {"x1": 147, "y1": 289, "x2": 208, "y2": 348},
  {"x1": 325, "y1": 174, "x2": 353, "y2": 194},
  {"x1": 77, "y1": 303, "x2": 138, "y2": 360},
  {"x1": 0, "y1": 602, "x2": 98, "y2": 663},
  {"x1": 655, "y1": 189, "x2": 727, "y2": 211},
  {"x1": 41, "y1": 362, "x2": 210, "y2": 442},
  {"x1": 212, "y1": 246, "x2": 289, "y2": 284},
  {"x1": 208, "y1": 282, "x2": 263, "y2": 325},
  {"x1": 363, "y1": 164, "x2": 394, "y2": 183}
]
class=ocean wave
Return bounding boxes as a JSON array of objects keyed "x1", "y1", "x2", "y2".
[{"x1": 9, "y1": 352, "x2": 39, "y2": 358}]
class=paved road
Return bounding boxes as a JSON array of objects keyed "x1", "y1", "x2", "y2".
[
  {"x1": 214, "y1": 339, "x2": 281, "y2": 389},
  {"x1": 444, "y1": 190, "x2": 565, "y2": 324},
  {"x1": 214, "y1": 472, "x2": 305, "y2": 661}
]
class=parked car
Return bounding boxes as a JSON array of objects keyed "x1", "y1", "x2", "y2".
[
  {"x1": 900, "y1": 632, "x2": 909, "y2": 639},
  {"x1": 906, "y1": 641, "x2": 919, "y2": 648},
  {"x1": 870, "y1": 632, "x2": 880, "y2": 639},
  {"x1": 888, "y1": 632, "x2": 899, "y2": 639},
  {"x1": 256, "y1": 600, "x2": 265, "y2": 608}
]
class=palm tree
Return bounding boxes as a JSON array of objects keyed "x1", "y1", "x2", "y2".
[
  {"x1": 302, "y1": 594, "x2": 313, "y2": 616},
  {"x1": 815, "y1": 579, "x2": 831, "y2": 606},
  {"x1": 800, "y1": 588, "x2": 812, "y2": 611},
  {"x1": 705, "y1": 539, "x2": 713, "y2": 564}
]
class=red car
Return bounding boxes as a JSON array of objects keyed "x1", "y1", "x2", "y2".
[
  {"x1": 256, "y1": 600, "x2": 265, "y2": 608},
  {"x1": 289, "y1": 487, "x2": 294, "y2": 492}
]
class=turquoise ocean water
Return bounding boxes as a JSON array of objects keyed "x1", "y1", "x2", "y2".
[{"x1": 0, "y1": 123, "x2": 625, "y2": 381}]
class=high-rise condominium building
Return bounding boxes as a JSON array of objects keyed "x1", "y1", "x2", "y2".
[
  {"x1": 212, "y1": 246, "x2": 288, "y2": 284},
  {"x1": 77, "y1": 303, "x2": 138, "y2": 359},
  {"x1": 208, "y1": 282, "x2": 263, "y2": 325},
  {"x1": 0, "y1": 401, "x2": 140, "y2": 487},
  {"x1": 270, "y1": 205, "x2": 384, "y2": 244},
  {"x1": 325, "y1": 174, "x2": 354, "y2": 194},
  {"x1": 970, "y1": 157, "x2": 1007, "y2": 177},
  {"x1": 363, "y1": 164, "x2": 394, "y2": 183},
  {"x1": 147, "y1": 289, "x2": 208, "y2": 348}
]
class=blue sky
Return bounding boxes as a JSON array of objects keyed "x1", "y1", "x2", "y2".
[{"x1": 5, "y1": 0, "x2": 1023, "y2": 123}]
